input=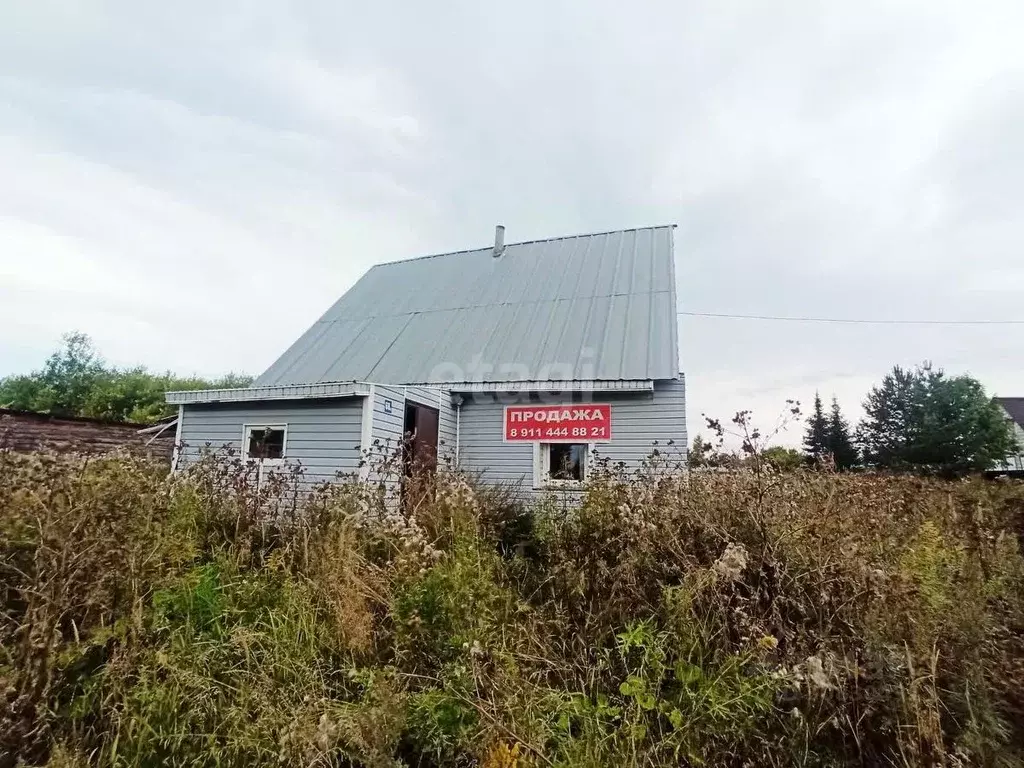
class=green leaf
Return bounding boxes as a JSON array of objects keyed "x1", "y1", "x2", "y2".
[{"x1": 619, "y1": 674, "x2": 645, "y2": 697}]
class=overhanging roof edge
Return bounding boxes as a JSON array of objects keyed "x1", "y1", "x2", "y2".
[
  {"x1": 166, "y1": 381, "x2": 372, "y2": 405},
  {"x1": 439, "y1": 379, "x2": 656, "y2": 393}
]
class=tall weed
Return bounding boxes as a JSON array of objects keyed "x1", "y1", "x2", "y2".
[{"x1": 1, "y1": 447, "x2": 1022, "y2": 766}]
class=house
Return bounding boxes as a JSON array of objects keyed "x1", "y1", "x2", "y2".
[
  {"x1": 167, "y1": 225, "x2": 687, "y2": 495},
  {"x1": 993, "y1": 397, "x2": 1024, "y2": 474}
]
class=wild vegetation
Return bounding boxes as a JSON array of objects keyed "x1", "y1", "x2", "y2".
[
  {"x1": 858, "y1": 363, "x2": 1014, "y2": 475},
  {"x1": 803, "y1": 393, "x2": 858, "y2": 471},
  {"x1": 694, "y1": 364, "x2": 1015, "y2": 474},
  {"x1": 0, "y1": 333, "x2": 251, "y2": 423},
  {"x1": 2, "y1": 443, "x2": 1023, "y2": 767}
]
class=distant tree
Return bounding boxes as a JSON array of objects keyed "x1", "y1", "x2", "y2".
[
  {"x1": 858, "y1": 366, "x2": 916, "y2": 468},
  {"x1": 689, "y1": 435, "x2": 710, "y2": 467},
  {"x1": 802, "y1": 392, "x2": 829, "y2": 464},
  {"x1": 82, "y1": 369, "x2": 253, "y2": 423},
  {"x1": 858, "y1": 363, "x2": 1014, "y2": 475},
  {"x1": 82, "y1": 367, "x2": 167, "y2": 423},
  {"x1": 0, "y1": 374, "x2": 44, "y2": 412},
  {"x1": 0, "y1": 332, "x2": 107, "y2": 416},
  {"x1": 700, "y1": 402, "x2": 802, "y2": 473},
  {"x1": 689, "y1": 434, "x2": 737, "y2": 469},
  {"x1": 0, "y1": 332, "x2": 253, "y2": 423},
  {"x1": 826, "y1": 396, "x2": 859, "y2": 470},
  {"x1": 761, "y1": 446, "x2": 804, "y2": 472}
]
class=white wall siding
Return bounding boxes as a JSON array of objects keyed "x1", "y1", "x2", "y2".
[
  {"x1": 174, "y1": 379, "x2": 686, "y2": 499},
  {"x1": 369, "y1": 385, "x2": 456, "y2": 475},
  {"x1": 457, "y1": 377, "x2": 687, "y2": 496},
  {"x1": 177, "y1": 398, "x2": 365, "y2": 485},
  {"x1": 368, "y1": 385, "x2": 405, "y2": 462},
  {"x1": 996, "y1": 421, "x2": 1024, "y2": 471}
]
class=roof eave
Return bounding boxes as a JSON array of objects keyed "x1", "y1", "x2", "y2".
[
  {"x1": 166, "y1": 381, "x2": 372, "y2": 405},
  {"x1": 440, "y1": 379, "x2": 656, "y2": 393}
]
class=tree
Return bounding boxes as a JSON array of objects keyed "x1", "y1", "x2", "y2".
[
  {"x1": 803, "y1": 392, "x2": 829, "y2": 464},
  {"x1": 688, "y1": 434, "x2": 738, "y2": 469},
  {"x1": 0, "y1": 374, "x2": 44, "y2": 412},
  {"x1": 0, "y1": 332, "x2": 253, "y2": 423},
  {"x1": 762, "y1": 446, "x2": 804, "y2": 472},
  {"x1": 858, "y1": 366, "x2": 916, "y2": 468},
  {"x1": 826, "y1": 396, "x2": 859, "y2": 470},
  {"x1": 21, "y1": 332, "x2": 107, "y2": 416},
  {"x1": 0, "y1": 332, "x2": 107, "y2": 415},
  {"x1": 858, "y1": 363, "x2": 1013, "y2": 475}
]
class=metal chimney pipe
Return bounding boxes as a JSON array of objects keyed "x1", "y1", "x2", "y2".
[{"x1": 493, "y1": 224, "x2": 505, "y2": 258}]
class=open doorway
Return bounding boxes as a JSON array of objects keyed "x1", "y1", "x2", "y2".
[{"x1": 403, "y1": 400, "x2": 439, "y2": 507}]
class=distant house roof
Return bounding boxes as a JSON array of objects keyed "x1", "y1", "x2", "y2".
[
  {"x1": 255, "y1": 226, "x2": 680, "y2": 387},
  {"x1": 996, "y1": 397, "x2": 1024, "y2": 429}
]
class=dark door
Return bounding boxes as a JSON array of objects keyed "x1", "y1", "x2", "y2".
[
  {"x1": 403, "y1": 402, "x2": 439, "y2": 508},
  {"x1": 413, "y1": 405, "x2": 439, "y2": 473}
]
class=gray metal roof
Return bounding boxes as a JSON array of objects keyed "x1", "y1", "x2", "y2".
[{"x1": 255, "y1": 226, "x2": 679, "y2": 386}]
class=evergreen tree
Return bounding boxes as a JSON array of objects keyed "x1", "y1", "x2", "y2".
[
  {"x1": 826, "y1": 396, "x2": 859, "y2": 470},
  {"x1": 689, "y1": 435, "x2": 711, "y2": 468},
  {"x1": 858, "y1": 363, "x2": 1014, "y2": 474},
  {"x1": 858, "y1": 365, "x2": 916, "y2": 468},
  {"x1": 803, "y1": 392, "x2": 829, "y2": 464}
]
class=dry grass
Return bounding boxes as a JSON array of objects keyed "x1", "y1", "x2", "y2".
[{"x1": 1, "y1": 447, "x2": 1023, "y2": 767}]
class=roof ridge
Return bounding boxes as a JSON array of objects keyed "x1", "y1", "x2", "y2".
[{"x1": 374, "y1": 224, "x2": 677, "y2": 267}]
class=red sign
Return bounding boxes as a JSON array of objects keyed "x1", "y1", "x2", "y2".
[{"x1": 504, "y1": 404, "x2": 612, "y2": 442}]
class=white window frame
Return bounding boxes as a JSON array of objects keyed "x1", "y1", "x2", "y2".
[
  {"x1": 241, "y1": 424, "x2": 288, "y2": 487},
  {"x1": 533, "y1": 442, "x2": 590, "y2": 488}
]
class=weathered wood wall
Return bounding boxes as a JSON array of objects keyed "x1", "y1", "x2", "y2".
[{"x1": 0, "y1": 409, "x2": 175, "y2": 464}]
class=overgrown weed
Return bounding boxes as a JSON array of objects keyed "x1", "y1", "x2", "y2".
[{"x1": 1, "y1": 446, "x2": 1022, "y2": 766}]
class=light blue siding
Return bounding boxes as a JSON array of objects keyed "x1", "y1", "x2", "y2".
[
  {"x1": 995, "y1": 419, "x2": 1024, "y2": 471},
  {"x1": 368, "y1": 385, "x2": 457, "y2": 479},
  {"x1": 174, "y1": 379, "x2": 686, "y2": 501},
  {"x1": 368, "y1": 385, "x2": 405, "y2": 458},
  {"x1": 177, "y1": 398, "x2": 365, "y2": 486},
  {"x1": 457, "y1": 377, "x2": 687, "y2": 496}
]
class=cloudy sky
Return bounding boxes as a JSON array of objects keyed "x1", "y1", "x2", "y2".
[{"x1": 2, "y1": 1, "x2": 1022, "y2": 444}]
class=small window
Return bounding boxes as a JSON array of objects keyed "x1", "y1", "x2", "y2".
[
  {"x1": 243, "y1": 425, "x2": 286, "y2": 461},
  {"x1": 536, "y1": 443, "x2": 588, "y2": 486}
]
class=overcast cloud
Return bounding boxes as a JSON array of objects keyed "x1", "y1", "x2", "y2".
[{"x1": 2, "y1": 1, "x2": 1022, "y2": 444}]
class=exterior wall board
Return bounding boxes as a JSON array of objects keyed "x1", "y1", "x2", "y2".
[
  {"x1": 457, "y1": 377, "x2": 687, "y2": 497},
  {"x1": 997, "y1": 420, "x2": 1024, "y2": 471},
  {"x1": 175, "y1": 378, "x2": 686, "y2": 500},
  {"x1": 370, "y1": 385, "x2": 456, "y2": 463},
  {"x1": 365, "y1": 385, "x2": 455, "y2": 488},
  {"x1": 178, "y1": 399, "x2": 365, "y2": 486}
]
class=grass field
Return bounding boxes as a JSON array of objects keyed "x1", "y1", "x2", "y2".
[{"x1": 2, "y1": 449, "x2": 1023, "y2": 767}]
